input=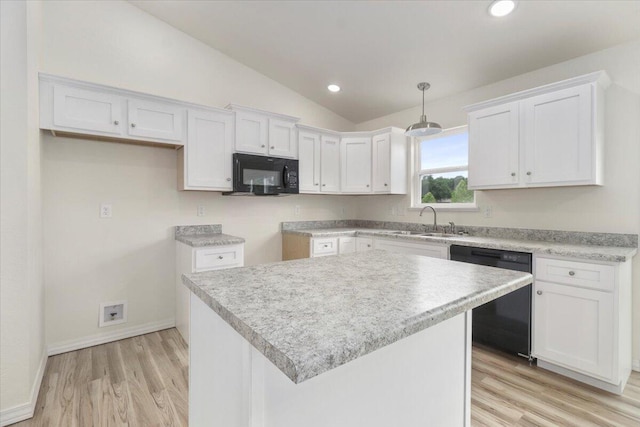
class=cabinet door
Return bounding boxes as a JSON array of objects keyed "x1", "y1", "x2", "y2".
[
  {"x1": 341, "y1": 137, "x2": 372, "y2": 193},
  {"x1": 52, "y1": 85, "x2": 123, "y2": 135},
  {"x1": 235, "y1": 110, "x2": 268, "y2": 155},
  {"x1": 269, "y1": 119, "x2": 297, "y2": 158},
  {"x1": 127, "y1": 99, "x2": 184, "y2": 142},
  {"x1": 339, "y1": 237, "x2": 356, "y2": 254},
  {"x1": 372, "y1": 133, "x2": 391, "y2": 193},
  {"x1": 320, "y1": 135, "x2": 341, "y2": 192},
  {"x1": 186, "y1": 109, "x2": 233, "y2": 190},
  {"x1": 468, "y1": 102, "x2": 520, "y2": 189},
  {"x1": 522, "y1": 85, "x2": 594, "y2": 186},
  {"x1": 356, "y1": 237, "x2": 374, "y2": 252},
  {"x1": 534, "y1": 280, "x2": 614, "y2": 380},
  {"x1": 298, "y1": 132, "x2": 321, "y2": 193}
]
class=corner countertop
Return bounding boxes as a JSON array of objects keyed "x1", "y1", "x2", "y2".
[
  {"x1": 175, "y1": 224, "x2": 245, "y2": 247},
  {"x1": 282, "y1": 228, "x2": 637, "y2": 263},
  {"x1": 183, "y1": 251, "x2": 532, "y2": 384}
]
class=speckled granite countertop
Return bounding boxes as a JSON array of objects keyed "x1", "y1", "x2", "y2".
[
  {"x1": 175, "y1": 224, "x2": 245, "y2": 247},
  {"x1": 282, "y1": 228, "x2": 637, "y2": 263},
  {"x1": 183, "y1": 251, "x2": 532, "y2": 384}
]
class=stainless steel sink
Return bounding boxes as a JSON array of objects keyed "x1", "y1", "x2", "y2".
[
  {"x1": 390, "y1": 231, "x2": 457, "y2": 238},
  {"x1": 421, "y1": 233, "x2": 457, "y2": 238}
]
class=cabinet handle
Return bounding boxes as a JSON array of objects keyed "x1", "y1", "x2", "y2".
[
  {"x1": 568, "y1": 270, "x2": 575, "y2": 276},
  {"x1": 113, "y1": 120, "x2": 119, "y2": 125},
  {"x1": 536, "y1": 290, "x2": 543, "y2": 295},
  {"x1": 270, "y1": 146, "x2": 275, "y2": 149},
  {"x1": 314, "y1": 183, "x2": 319, "y2": 186},
  {"x1": 384, "y1": 183, "x2": 388, "y2": 186},
  {"x1": 226, "y1": 178, "x2": 231, "y2": 182},
  {"x1": 261, "y1": 144, "x2": 266, "y2": 148},
  {"x1": 131, "y1": 123, "x2": 136, "y2": 128},
  {"x1": 366, "y1": 184, "x2": 370, "y2": 187},
  {"x1": 526, "y1": 171, "x2": 532, "y2": 176},
  {"x1": 511, "y1": 172, "x2": 516, "y2": 177},
  {"x1": 218, "y1": 256, "x2": 223, "y2": 259},
  {"x1": 367, "y1": 244, "x2": 371, "y2": 247},
  {"x1": 322, "y1": 184, "x2": 326, "y2": 187}
]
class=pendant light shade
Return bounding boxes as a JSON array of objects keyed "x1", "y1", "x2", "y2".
[{"x1": 405, "y1": 82, "x2": 442, "y2": 137}]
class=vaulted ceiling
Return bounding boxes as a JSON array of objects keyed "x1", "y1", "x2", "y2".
[{"x1": 130, "y1": 1, "x2": 640, "y2": 124}]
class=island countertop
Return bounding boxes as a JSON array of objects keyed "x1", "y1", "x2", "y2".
[{"x1": 182, "y1": 250, "x2": 532, "y2": 384}]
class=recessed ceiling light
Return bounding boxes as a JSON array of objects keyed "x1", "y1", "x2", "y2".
[
  {"x1": 327, "y1": 84, "x2": 341, "y2": 93},
  {"x1": 489, "y1": 0, "x2": 516, "y2": 17}
]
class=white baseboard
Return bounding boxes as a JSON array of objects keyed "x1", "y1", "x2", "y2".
[
  {"x1": 633, "y1": 359, "x2": 640, "y2": 372},
  {"x1": 0, "y1": 350, "x2": 47, "y2": 427},
  {"x1": 47, "y1": 318, "x2": 175, "y2": 356}
]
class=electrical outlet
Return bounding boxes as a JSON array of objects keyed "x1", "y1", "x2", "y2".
[
  {"x1": 99, "y1": 300, "x2": 127, "y2": 327},
  {"x1": 483, "y1": 205, "x2": 493, "y2": 218},
  {"x1": 294, "y1": 205, "x2": 301, "y2": 216},
  {"x1": 197, "y1": 205, "x2": 205, "y2": 217},
  {"x1": 99, "y1": 203, "x2": 112, "y2": 218}
]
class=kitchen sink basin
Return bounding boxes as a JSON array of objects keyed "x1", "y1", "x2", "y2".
[
  {"x1": 421, "y1": 233, "x2": 458, "y2": 238},
  {"x1": 391, "y1": 231, "x2": 457, "y2": 238}
]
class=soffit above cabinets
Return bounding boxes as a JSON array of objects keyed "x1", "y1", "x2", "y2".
[{"x1": 128, "y1": 0, "x2": 640, "y2": 123}]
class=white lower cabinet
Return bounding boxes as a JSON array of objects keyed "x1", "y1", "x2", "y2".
[
  {"x1": 176, "y1": 242, "x2": 244, "y2": 344},
  {"x1": 314, "y1": 236, "x2": 374, "y2": 257},
  {"x1": 311, "y1": 237, "x2": 339, "y2": 257},
  {"x1": 356, "y1": 237, "x2": 374, "y2": 252},
  {"x1": 533, "y1": 256, "x2": 632, "y2": 393},
  {"x1": 374, "y1": 238, "x2": 448, "y2": 259}
]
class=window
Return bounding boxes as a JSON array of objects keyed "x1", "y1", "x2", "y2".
[{"x1": 412, "y1": 126, "x2": 476, "y2": 209}]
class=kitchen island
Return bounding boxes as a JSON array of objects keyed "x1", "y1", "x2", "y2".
[{"x1": 182, "y1": 251, "x2": 533, "y2": 427}]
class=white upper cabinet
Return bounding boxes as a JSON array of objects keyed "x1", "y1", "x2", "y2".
[
  {"x1": 269, "y1": 118, "x2": 297, "y2": 158},
  {"x1": 465, "y1": 71, "x2": 609, "y2": 190},
  {"x1": 52, "y1": 84, "x2": 124, "y2": 136},
  {"x1": 320, "y1": 134, "x2": 341, "y2": 193},
  {"x1": 372, "y1": 130, "x2": 408, "y2": 194},
  {"x1": 522, "y1": 85, "x2": 594, "y2": 186},
  {"x1": 180, "y1": 108, "x2": 234, "y2": 191},
  {"x1": 40, "y1": 73, "x2": 185, "y2": 147},
  {"x1": 127, "y1": 99, "x2": 184, "y2": 142},
  {"x1": 468, "y1": 102, "x2": 520, "y2": 189},
  {"x1": 228, "y1": 105, "x2": 299, "y2": 158},
  {"x1": 233, "y1": 109, "x2": 269, "y2": 155},
  {"x1": 298, "y1": 131, "x2": 321, "y2": 193},
  {"x1": 341, "y1": 136, "x2": 372, "y2": 193}
]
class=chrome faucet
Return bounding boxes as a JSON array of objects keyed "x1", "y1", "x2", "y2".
[{"x1": 419, "y1": 206, "x2": 437, "y2": 231}]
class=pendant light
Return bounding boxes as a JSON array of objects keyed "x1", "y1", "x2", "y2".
[{"x1": 405, "y1": 82, "x2": 442, "y2": 137}]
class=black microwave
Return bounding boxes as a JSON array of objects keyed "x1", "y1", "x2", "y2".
[{"x1": 227, "y1": 153, "x2": 299, "y2": 195}]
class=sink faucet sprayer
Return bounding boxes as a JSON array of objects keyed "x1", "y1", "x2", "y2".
[{"x1": 419, "y1": 206, "x2": 437, "y2": 231}]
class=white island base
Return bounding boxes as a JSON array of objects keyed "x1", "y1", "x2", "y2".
[{"x1": 190, "y1": 293, "x2": 472, "y2": 427}]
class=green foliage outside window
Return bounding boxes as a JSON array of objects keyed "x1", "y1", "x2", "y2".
[{"x1": 421, "y1": 175, "x2": 473, "y2": 203}]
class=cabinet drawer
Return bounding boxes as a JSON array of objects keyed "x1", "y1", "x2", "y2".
[
  {"x1": 194, "y1": 245, "x2": 243, "y2": 271},
  {"x1": 535, "y1": 257, "x2": 614, "y2": 292},
  {"x1": 312, "y1": 238, "x2": 338, "y2": 257}
]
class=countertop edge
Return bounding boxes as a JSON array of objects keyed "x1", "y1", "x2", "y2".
[{"x1": 176, "y1": 234, "x2": 246, "y2": 247}]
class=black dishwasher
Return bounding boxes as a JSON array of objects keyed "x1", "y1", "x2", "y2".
[{"x1": 450, "y1": 245, "x2": 533, "y2": 360}]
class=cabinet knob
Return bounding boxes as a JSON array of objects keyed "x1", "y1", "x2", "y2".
[
  {"x1": 322, "y1": 184, "x2": 326, "y2": 187},
  {"x1": 366, "y1": 184, "x2": 370, "y2": 187},
  {"x1": 384, "y1": 183, "x2": 388, "y2": 186},
  {"x1": 511, "y1": 172, "x2": 516, "y2": 177},
  {"x1": 131, "y1": 123, "x2": 136, "y2": 128},
  {"x1": 314, "y1": 183, "x2": 319, "y2": 186},
  {"x1": 526, "y1": 171, "x2": 532, "y2": 176},
  {"x1": 568, "y1": 270, "x2": 575, "y2": 276},
  {"x1": 367, "y1": 244, "x2": 371, "y2": 247},
  {"x1": 218, "y1": 256, "x2": 223, "y2": 259},
  {"x1": 270, "y1": 146, "x2": 275, "y2": 149},
  {"x1": 536, "y1": 290, "x2": 543, "y2": 295},
  {"x1": 226, "y1": 178, "x2": 231, "y2": 182},
  {"x1": 113, "y1": 120, "x2": 119, "y2": 125},
  {"x1": 261, "y1": 144, "x2": 266, "y2": 148}
]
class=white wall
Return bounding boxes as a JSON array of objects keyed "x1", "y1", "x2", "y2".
[
  {"x1": 0, "y1": 0, "x2": 45, "y2": 420},
  {"x1": 354, "y1": 41, "x2": 640, "y2": 365},
  {"x1": 40, "y1": 0, "x2": 356, "y2": 348}
]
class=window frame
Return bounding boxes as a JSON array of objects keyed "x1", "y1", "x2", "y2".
[{"x1": 410, "y1": 125, "x2": 478, "y2": 211}]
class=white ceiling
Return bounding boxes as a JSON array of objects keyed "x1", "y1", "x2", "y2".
[{"x1": 129, "y1": 0, "x2": 640, "y2": 124}]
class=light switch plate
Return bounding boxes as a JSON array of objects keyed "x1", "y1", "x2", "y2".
[
  {"x1": 197, "y1": 206, "x2": 205, "y2": 217},
  {"x1": 100, "y1": 203, "x2": 112, "y2": 218}
]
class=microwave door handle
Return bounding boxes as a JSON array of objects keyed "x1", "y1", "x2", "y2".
[
  {"x1": 235, "y1": 157, "x2": 240, "y2": 186},
  {"x1": 283, "y1": 165, "x2": 289, "y2": 188}
]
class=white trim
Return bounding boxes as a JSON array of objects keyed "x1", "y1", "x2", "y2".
[
  {"x1": 633, "y1": 359, "x2": 640, "y2": 372},
  {"x1": 463, "y1": 71, "x2": 611, "y2": 112},
  {"x1": 407, "y1": 205, "x2": 480, "y2": 212},
  {"x1": 225, "y1": 103, "x2": 300, "y2": 122},
  {"x1": 47, "y1": 318, "x2": 175, "y2": 356},
  {"x1": 0, "y1": 350, "x2": 47, "y2": 427}
]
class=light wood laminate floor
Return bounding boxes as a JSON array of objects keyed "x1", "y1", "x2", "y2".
[{"x1": 11, "y1": 329, "x2": 640, "y2": 426}]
